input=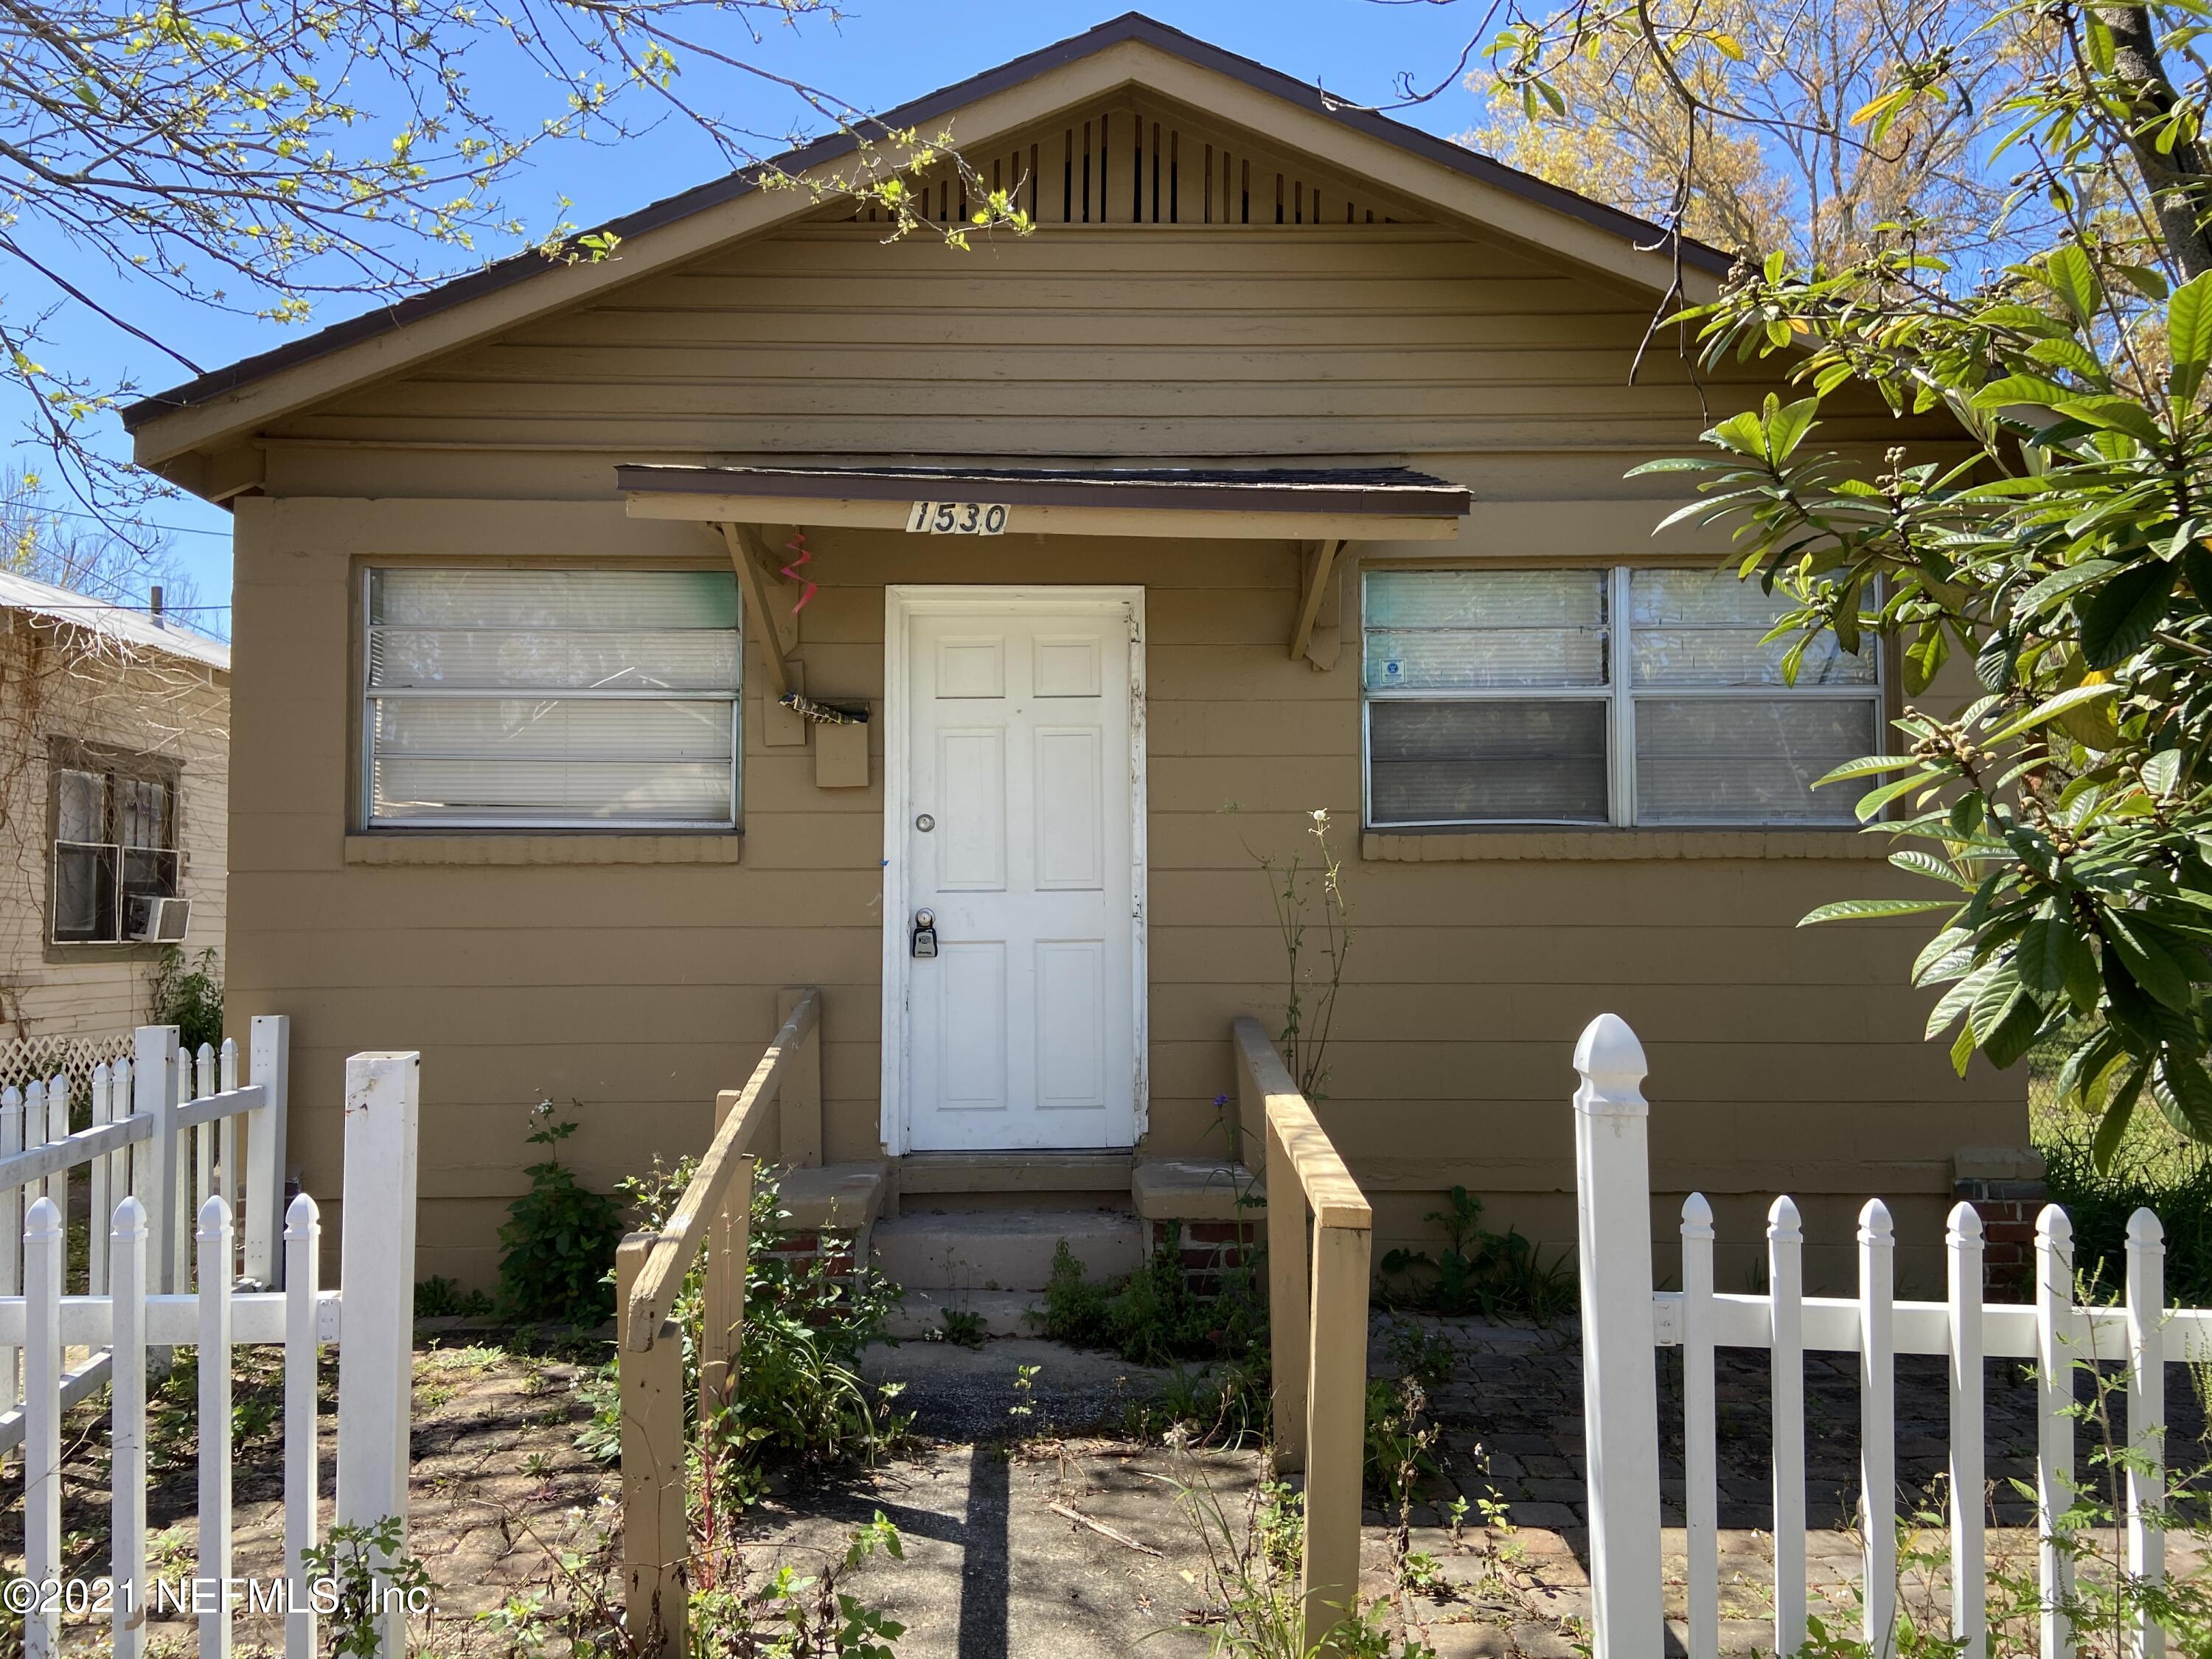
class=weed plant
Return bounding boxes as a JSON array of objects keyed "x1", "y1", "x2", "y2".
[{"x1": 1377, "y1": 1187, "x2": 1576, "y2": 1322}]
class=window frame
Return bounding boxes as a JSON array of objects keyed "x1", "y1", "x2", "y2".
[
  {"x1": 46, "y1": 739, "x2": 183, "y2": 947},
  {"x1": 358, "y1": 564, "x2": 744, "y2": 834},
  {"x1": 1360, "y1": 564, "x2": 1886, "y2": 831}
]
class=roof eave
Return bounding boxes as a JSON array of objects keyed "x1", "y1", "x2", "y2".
[{"x1": 124, "y1": 13, "x2": 1733, "y2": 471}]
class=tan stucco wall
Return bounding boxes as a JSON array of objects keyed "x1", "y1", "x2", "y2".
[
  {"x1": 218, "y1": 218, "x2": 2024, "y2": 1293},
  {"x1": 0, "y1": 616, "x2": 229, "y2": 1043}
]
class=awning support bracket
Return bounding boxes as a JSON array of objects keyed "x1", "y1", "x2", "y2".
[
  {"x1": 717, "y1": 521, "x2": 799, "y2": 700},
  {"x1": 1291, "y1": 539, "x2": 1349, "y2": 670}
]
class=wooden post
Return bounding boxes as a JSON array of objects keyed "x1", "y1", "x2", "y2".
[
  {"x1": 1770, "y1": 1196, "x2": 1808, "y2": 1655},
  {"x1": 1302, "y1": 1220, "x2": 1371, "y2": 1652},
  {"x1": 111, "y1": 1197, "x2": 148, "y2": 1659},
  {"x1": 133, "y1": 1026, "x2": 180, "y2": 1296},
  {"x1": 1858, "y1": 1200, "x2": 1896, "y2": 1659},
  {"x1": 1680, "y1": 1194, "x2": 1719, "y2": 1659},
  {"x1": 284, "y1": 1194, "x2": 322, "y2": 1659},
  {"x1": 335, "y1": 1052, "x2": 419, "y2": 1659},
  {"x1": 2036, "y1": 1205, "x2": 2077, "y2": 1659},
  {"x1": 1946, "y1": 1203, "x2": 1986, "y2": 1655},
  {"x1": 776, "y1": 986, "x2": 821, "y2": 1168},
  {"x1": 198, "y1": 1197, "x2": 234, "y2": 1659},
  {"x1": 1570, "y1": 1013, "x2": 1664, "y2": 1659},
  {"x1": 245, "y1": 1015, "x2": 290, "y2": 1289},
  {"x1": 1265, "y1": 1116, "x2": 1308, "y2": 1474},
  {"x1": 2126, "y1": 1208, "x2": 2166, "y2": 1659},
  {"x1": 619, "y1": 1234, "x2": 689, "y2": 1657},
  {"x1": 700, "y1": 1085, "x2": 754, "y2": 1419},
  {"x1": 23, "y1": 1195, "x2": 62, "y2": 1659}
]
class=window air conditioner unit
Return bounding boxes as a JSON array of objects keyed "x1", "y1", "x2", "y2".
[{"x1": 131, "y1": 896, "x2": 192, "y2": 944}]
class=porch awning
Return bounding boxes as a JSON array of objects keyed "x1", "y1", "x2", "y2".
[{"x1": 616, "y1": 462, "x2": 1471, "y2": 542}]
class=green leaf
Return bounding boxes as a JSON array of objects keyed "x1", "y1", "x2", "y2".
[
  {"x1": 1983, "y1": 992, "x2": 2045, "y2": 1067},
  {"x1": 1763, "y1": 396, "x2": 1820, "y2": 461},
  {"x1": 1969, "y1": 962, "x2": 2028, "y2": 1043},
  {"x1": 2184, "y1": 544, "x2": 2212, "y2": 608},
  {"x1": 2052, "y1": 395, "x2": 2166, "y2": 446},
  {"x1": 2158, "y1": 1046, "x2": 2212, "y2": 1138},
  {"x1": 2104, "y1": 910, "x2": 2198, "y2": 1010},
  {"x1": 1889, "y1": 849, "x2": 1971, "y2": 888},
  {"x1": 1969, "y1": 373, "x2": 2073, "y2": 409},
  {"x1": 2014, "y1": 559, "x2": 2121, "y2": 615},
  {"x1": 1802, "y1": 897, "x2": 1957, "y2": 925},
  {"x1": 2042, "y1": 243, "x2": 2104, "y2": 325},
  {"x1": 2014, "y1": 917, "x2": 2069, "y2": 994},
  {"x1": 1984, "y1": 681, "x2": 2124, "y2": 743},
  {"x1": 1854, "y1": 772, "x2": 1932, "y2": 821},
  {"x1": 2144, "y1": 749, "x2": 2183, "y2": 795},
  {"x1": 1812, "y1": 755, "x2": 1923, "y2": 786},
  {"x1": 2170, "y1": 271, "x2": 2212, "y2": 404},
  {"x1": 2092, "y1": 1084, "x2": 2138, "y2": 1172},
  {"x1": 2055, "y1": 923, "x2": 2101, "y2": 1014},
  {"x1": 2077, "y1": 561, "x2": 2177, "y2": 667}
]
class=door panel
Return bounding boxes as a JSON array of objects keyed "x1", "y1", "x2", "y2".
[{"x1": 900, "y1": 600, "x2": 1138, "y2": 1151}]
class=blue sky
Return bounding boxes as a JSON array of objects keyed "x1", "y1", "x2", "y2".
[{"x1": 22, "y1": 1, "x2": 1495, "y2": 626}]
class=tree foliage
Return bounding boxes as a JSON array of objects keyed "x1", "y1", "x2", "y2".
[
  {"x1": 1443, "y1": 0, "x2": 2212, "y2": 1158},
  {"x1": 1462, "y1": 0, "x2": 2026, "y2": 267}
]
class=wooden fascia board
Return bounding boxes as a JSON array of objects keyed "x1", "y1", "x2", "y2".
[
  {"x1": 128, "y1": 41, "x2": 1161, "y2": 467},
  {"x1": 629, "y1": 492, "x2": 1460, "y2": 543}
]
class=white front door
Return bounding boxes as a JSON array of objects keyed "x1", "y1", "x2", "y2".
[{"x1": 885, "y1": 589, "x2": 1144, "y2": 1152}]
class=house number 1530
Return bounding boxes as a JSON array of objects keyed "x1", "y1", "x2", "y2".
[{"x1": 906, "y1": 501, "x2": 1009, "y2": 535}]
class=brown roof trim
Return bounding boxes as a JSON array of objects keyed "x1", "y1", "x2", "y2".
[
  {"x1": 617, "y1": 462, "x2": 1475, "y2": 517},
  {"x1": 121, "y1": 13, "x2": 1730, "y2": 434}
]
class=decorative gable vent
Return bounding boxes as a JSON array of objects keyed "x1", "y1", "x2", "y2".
[{"x1": 835, "y1": 95, "x2": 1425, "y2": 229}]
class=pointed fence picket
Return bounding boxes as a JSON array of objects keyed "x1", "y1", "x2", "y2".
[
  {"x1": 1572, "y1": 1013, "x2": 2212, "y2": 1659},
  {"x1": 5, "y1": 1047, "x2": 415, "y2": 1658}
]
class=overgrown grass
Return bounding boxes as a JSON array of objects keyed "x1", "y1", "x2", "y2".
[
  {"x1": 1040, "y1": 1225, "x2": 1273, "y2": 1444},
  {"x1": 2032, "y1": 1048, "x2": 2212, "y2": 1302}
]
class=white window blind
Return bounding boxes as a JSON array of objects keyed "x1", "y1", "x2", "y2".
[
  {"x1": 364, "y1": 568, "x2": 741, "y2": 829},
  {"x1": 1363, "y1": 568, "x2": 1881, "y2": 829}
]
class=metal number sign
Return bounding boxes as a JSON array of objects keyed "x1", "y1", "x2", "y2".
[{"x1": 906, "y1": 501, "x2": 1009, "y2": 536}]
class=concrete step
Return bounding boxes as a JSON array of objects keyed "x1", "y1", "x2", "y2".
[
  {"x1": 881, "y1": 1287, "x2": 1043, "y2": 1340},
  {"x1": 872, "y1": 1206, "x2": 1144, "y2": 1292}
]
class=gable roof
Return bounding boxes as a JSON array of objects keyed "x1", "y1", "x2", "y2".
[
  {"x1": 0, "y1": 568, "x2": 230, "y2": 671},
  {"x1": 123, "y1": 12, "x2": 1732, "y2": 470}
]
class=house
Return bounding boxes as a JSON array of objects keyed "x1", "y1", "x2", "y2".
[
  {"x1": 0, "y1": 568, "x2": 229, "y2": 1074},
  {"x1": 119, "y1": 15, "x2": 2028, "y2": 1294}
]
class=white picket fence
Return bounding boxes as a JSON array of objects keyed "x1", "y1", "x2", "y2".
[
  {"x1": 0, "y1": 1020, "x2": 291, "y2": 1440},
  {"x1": 1572, "y1": 1012, "x2": 2212, "y2": 1659},
  {"x1": 6, "y1": 1048, "x2": 418, "y2": 1659}
]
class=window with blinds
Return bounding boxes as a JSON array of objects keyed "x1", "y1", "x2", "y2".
[
  {"x1": 364, "y1": 568, "x2": 742, "y2": 830},
  {"x1": 1363, "y1": 568, "x2": 1881, "y2": 829}
]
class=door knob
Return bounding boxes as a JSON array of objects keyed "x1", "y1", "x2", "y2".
[{"x1": 911, "y1": 908, "x2": 939, "y2": 959}]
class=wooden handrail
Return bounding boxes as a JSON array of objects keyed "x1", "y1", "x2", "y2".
[
  {"x1": 622, "y1": 987, "x2": 820, "y2": 1352},
  {"x1": 1231, "y1": 1013, "x2": 1373, "y2": 1656},
  {"x1": 1230, "y1": 1018, "x2": 1368, "y2": 1228}
]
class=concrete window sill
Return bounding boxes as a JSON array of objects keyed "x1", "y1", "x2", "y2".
[
  {"x1": 344, "y1": 834, "x2": 742, "y2": 866},
  {"x1": 1360, "y1": 829, "x2": 1888, "y2": 862}
]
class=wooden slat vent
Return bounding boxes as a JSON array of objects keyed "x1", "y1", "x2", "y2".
[{"x1": 832, "y1": 100, "x2": 1420, "y2": 227}]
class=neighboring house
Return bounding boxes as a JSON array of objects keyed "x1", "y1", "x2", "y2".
[
  {"x1": 120, "y1": 14, "x2": 2025, "y2": 1293},
  {"x1": 0, "y1": 568, "x2": 228, "y2": 1054}
]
